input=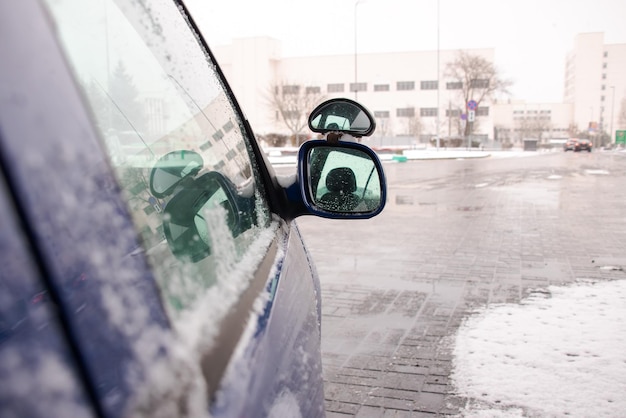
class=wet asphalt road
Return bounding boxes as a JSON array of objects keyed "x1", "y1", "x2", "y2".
[{"x1": 294, "y1": 150, "x2": 626, "y2": 417}]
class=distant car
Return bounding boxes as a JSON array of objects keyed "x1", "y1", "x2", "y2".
[
  {"x1": 564, "y1": 139, "x2": 578, "y2": 151},
  {"x1": 575, "y1": 139, "x2": 593, "y2": 152},
  {"x1": 0, "y1": 1, "x2": 386, "y2": 417},
  {"x1": 564, "y1": 139, "x2": 592, "y2": 152}
]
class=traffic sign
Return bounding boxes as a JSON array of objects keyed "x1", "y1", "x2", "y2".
[
  {"x1": 467, "y1": 100, "x2": 478, "y2": 110},
  {"x1": 617, "y1": 130, "x2": 626, "y2": 145},
  {"x1": 468, "y1": 110, "x2": 475, "y2": 122}
]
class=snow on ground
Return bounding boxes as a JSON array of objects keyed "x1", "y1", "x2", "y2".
[{"x1": 451, "y1": 279, "x2": 626, "y2": 417}]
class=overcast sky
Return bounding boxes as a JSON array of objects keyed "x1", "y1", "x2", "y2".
[{"x1": 186, "y1": 0, "x2": 626, "y2": 103}]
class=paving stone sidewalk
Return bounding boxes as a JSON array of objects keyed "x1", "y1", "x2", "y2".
[{"x1": 296, "y1": 154, "x2": 626, "y2": 417}]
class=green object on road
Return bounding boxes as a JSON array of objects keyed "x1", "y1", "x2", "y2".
[
  {"x1": 392, "y1": 155, "x2": 408, "y2": 162},
  {"x1": 616, "y1": 130, "x2": 626, "y2": 145}
]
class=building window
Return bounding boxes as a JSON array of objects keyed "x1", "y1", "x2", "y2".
[
  {"x1": 470, "y1": 79, "x2": 489, "y2": 88},
  {"x1": 212, "y1": 130, "x2": 224, "y2": 141},
  {"x1": 446, "y1": 81, "x2": 463, "y2": 90},
  {"x1": 446, "y1": 109, "x2": 460, "y2": 117},
  {"x1": 349, "y1": 82, "x2": 367, "y2": 92},
  {"x1": 604, "y1": 51, "x2": 608, "y2": 57},
  {"x1": 420, "y1": 80, "x2": 438, "y2": 90},
  {"x1": 476, "y1": 107, "x2": 489, "y2": 116},
  {"x1": 223, "y1": 120, "x2": 234, "y2": 132},
  {"x1": 603, "y1": 63, "x2": 607, "y2": 69},
  {"x1": 282, "y1": 85, "x2": 300, "y2": 94},
  {"x1": 200, "y1": 140, "x2": 212, "y2": 151},
  {"x1": 601, "y1": 95, "x2": 605, "y2": 102},
  {"x1": 602, "y1": 73, "x2": 606, "y2": 79},
  {"x1": 306, "y1": 86, "x2": 321, "y2": 94},
  {"x1": 374, "y1": 84, "x2": 390, "y2": 92},
  {"x1": 397, "y1": 107, "x2": 415, "y2": 117},
  {"x1": 397, "y1": 81, "x2": 415, "y2": 91},
  {"x1": 602, "y1": 85, "x2": 606, "y2": 90},
  {"x1": 420, "y1": 108, "x2": 438, "y2": 117},
  {"x1": 374, "y1": 110, "x2": 390, "y2": 118},
  {"x1": 327, "y1": 83, "x2": 344, "y2": 93},
  {"x1": 225, "y1": 149, "x2": 237, "y2": 161}
]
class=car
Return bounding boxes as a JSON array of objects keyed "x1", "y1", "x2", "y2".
[
  {"x1": 0, "y1": 1, "x2": 386, "y2": 417},
  {"x1": 563, "y1": 139, "x2": 578, "y2": 151},
  {"x1": 564, "y1": 138, "x2": 593, "y2": 152},
  {"x1": 575, "y1": 139, "x2": 593, "y2": 152}
]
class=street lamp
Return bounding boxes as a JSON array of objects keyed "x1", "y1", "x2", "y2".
[
  {"x1": 436, "y1": 0, "x2": 440, "y2": 150},
  {"x1": 354, "y1": 0, "x2": 364, "y2": 100},
  {"x1": 610, "y1": 86, "x2": 615, "y2": 144}
]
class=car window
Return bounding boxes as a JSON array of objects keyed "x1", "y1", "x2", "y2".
[{"x1": 42, "y1": 0, "x2": 275, "y2": 321}]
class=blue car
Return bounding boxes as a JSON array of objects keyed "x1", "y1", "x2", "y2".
[{"x1": 0, "y1": 1, "x2": 386, "y2": 417}]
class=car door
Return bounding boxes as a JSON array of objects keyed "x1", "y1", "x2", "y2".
[
  {"x1": 16, "y1": 0, "x2": 325, "y2": 417},
  {"x1": 0, "y1": 174, "x2": 99, "y2": 418}
]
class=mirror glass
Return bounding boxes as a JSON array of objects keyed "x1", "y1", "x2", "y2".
[
  {"x1": 308, "y1": 99, "x2": 375, "y2": 136},
  {"x1": 149, "y1": 150, "x2": 203, "y2": 198},
  {"x1": 307, "y1": 146, "x2": 383, "y2": 214}
]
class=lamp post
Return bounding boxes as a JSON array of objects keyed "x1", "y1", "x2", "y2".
[
  {"x1": 436, "y1": 0, "x2": 440, "y2": 150},
  {"x1": 610, "y1": 86, "x2": 615, "y2": 145},
  {"x1": 354, "y1": 0, "x2": 364, "y2": 100}
]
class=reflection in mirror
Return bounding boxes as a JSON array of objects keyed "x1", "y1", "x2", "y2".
[
  {"x1": 162, "y1": 172, "x2": 241, "y2": 262},
  {"x1": 149, "y1": 150, "x2": 203, "y2": 198},
  {"x1": 307, "y1": 146, "x2": 382, "y2": 214}
]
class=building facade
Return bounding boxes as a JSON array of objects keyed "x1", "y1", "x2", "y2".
[
  {"x1": 214, "y1": 33, "x2": 625, "y2": 148},
  {"x1": 564, "y1": 32, "x2": 626, "y2": 144}
]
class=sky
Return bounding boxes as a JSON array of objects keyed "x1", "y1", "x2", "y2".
[
  {"x1": 185, "y1": 0, "x2": 626, "y2": 103},
  {"x1": 451, "y1": 278, "x2": 626, "y2": 417}
]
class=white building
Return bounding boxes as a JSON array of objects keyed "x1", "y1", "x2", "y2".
[
  {"x1": 214, "y1": 38, "x2": 496, "y2": 144},
  {"x1": 492, "y1": 101, "x2": 573, "y2": 146},
  {"x1": 564, "y1": 32, "x2": 626, "y2": 143},
  {"x1": 213, "y1": 33, "x2": 625, "y2": 147}
]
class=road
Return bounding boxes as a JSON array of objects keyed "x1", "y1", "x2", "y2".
[{"x1": 292, "y1": 150, "x2": 626, "y2": 417}]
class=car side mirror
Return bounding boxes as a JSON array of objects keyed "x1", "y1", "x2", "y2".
[
  {"x1": 296, "y1": 140, "x2": 386, "y2": 219},
  {"x1": 308, "y1": 98, "x2": 376, "y2": 137}
]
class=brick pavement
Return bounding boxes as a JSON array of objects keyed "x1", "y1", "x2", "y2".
[{"x1": 296, "y1": 153, "x2": 626, "y2": 417}]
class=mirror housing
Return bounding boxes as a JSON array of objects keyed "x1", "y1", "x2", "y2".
[
  {"x1": 308, "y1": 98, "x2": 376, "y2": 137},
  {"x1": 295, "y1": 140, "x2": 386, "y2": 219}
]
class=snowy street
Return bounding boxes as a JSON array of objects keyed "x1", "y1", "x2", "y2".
[{"x1": 295, "y1": 150, "x2": 626, "y2": 417}]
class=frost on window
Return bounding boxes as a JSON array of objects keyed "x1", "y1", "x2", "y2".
[{"x1": 43, "y1": 0, "x2": 273, "y2": 312}]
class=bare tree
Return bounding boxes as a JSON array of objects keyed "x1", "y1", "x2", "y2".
[
  {"x1": 445, "y1": 51, "x2": 512, "y2": 136},
  {"x1": 267, "y1": 82, "x2": 325, "y2": 146},
  {"x1": 376, "y1": 116, "x2": 391, "y2": 140},
  {"x1": 406, "y1": 115, "x2": 422, "y2": 139}
]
